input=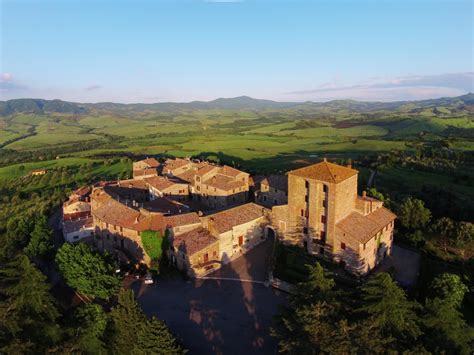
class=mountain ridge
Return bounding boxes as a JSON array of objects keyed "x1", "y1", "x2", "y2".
[{"x1": 1, "y1": 93, "x2": 473, "y2": 116}]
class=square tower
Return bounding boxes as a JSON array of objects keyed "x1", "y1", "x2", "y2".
[{"x1": 285, "y1": 159, "x2": 358, "y2": 257}]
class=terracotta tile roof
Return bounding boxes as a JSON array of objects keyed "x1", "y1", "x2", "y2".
[
  {"x1": 261, "y1": 175, "x2": 288, "y2": 192},
  {"x1": 289, "y1": 161, "x2": 358, "y2": 184},
  {"x1": 195, "y1": 164, "x2": 219, "y2": 176},
  {"x1": 172, "y1": 228, "x2": 218, "y2": 256},
  {"x1": 220, "y1": 165, "x2": 244, "y2": 177},
  {"x1": 164, "y1": 158, "x2": 192, "y2": 171},
  {"x1": 165, "y1": 213, "x2": 202, "y2": 228},
  {"x1": 336, "y1": 206, "x2": 396, "y2": 245},
  {"x1": 141, "y1": 158, "x2": 160, "y2": 168},
  {"x1": 91, "y1": 190, "x2": 165, "y2": 232},
  {"x1": 73, "y1": 186, "x2": 91, "y2": 197},
  {"x1": 208, "y1": 203, "x2": 267, "y2": 234},
  {"x1": 174, "y1": 169, "x2": 196, "y2": 183},
  {"x1": 117, "y1": 179, "x2": 148, "y2": 189},
  {"x1": 133, "y1": 168, "x2": 158, "y2": 177},
  {"x1": 203, "y1": 174, "x2": 246, "y2": 192},
  {"x1": 144, "y1": 176, "x2": 178, "y2": 191},
  {"x1": 144, "y1": 197, "x2": 190, "y2": 215}
]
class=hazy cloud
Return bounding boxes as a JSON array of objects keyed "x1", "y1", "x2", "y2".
[
  {"x1": 1, "y1": 73, "x2": 13, "y2": 81},
  {"x1": 286, "y1": 72, "x2": 473, "y2": 101},
  {"x1": 85, "y1": 84, "x2": 102, "y2": 91}
]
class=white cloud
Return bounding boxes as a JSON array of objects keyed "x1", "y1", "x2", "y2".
[
  {"x1": 0, "y1": 73, "x2": 13, "y2": 81},
  {"x1": 285, "y1": 72, "x2": 473, "y2": 101}
]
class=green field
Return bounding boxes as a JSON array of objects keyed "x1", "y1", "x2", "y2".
[{"x1": 0, "y1": 95, "x2": 473, "y2": 179}]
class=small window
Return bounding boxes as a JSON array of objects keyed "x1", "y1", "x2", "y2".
[
  {"x1": 73, "y1": 235, "x2": 79, "y2": 240},
  {"x1": 322, "y1": 200, "x2": 327, "y2": 208},
  {"x1": 197, "y1": 186, "x2": 200, "y2": 191},
  {"x1": 301, "y1": 209, "x2": 305, "y2": 217},
  {"x1": 213, "y1": 250, "x2": 217, "y2": 257},
  {"x1": 320, "y1": 231, "x2": 326, "y2": 241},
  {"x1": 363, "y1": 243, "x2": 366, "y2": 250},
  {"x1": 305, "y1": 195, "x2": 309, "y2": 202},
  {"x1": 323, "y1": 185, "x2": 328, "y2": 193},
  {"x1": 274, "y1": 188, "x2": 278, "y2": 193},
  {"x1": 196, "y1": 176, "x2": 201, "y2": 182},
  {"x1": 303, "y1": 227, "x2": 308, "y2": 234},
  {"x1": 321, "y1": 215, "x2": 326, "y2": 223},
  {"x1": 273, "y1": 199, "x2": 278, "y2": 205},
  {"x1": 263, "y1": 196, "x2": 267, "y2": 202},
  {"x1": 305, "y1": 181, "x2": 309, "y2": 189},
  {"x1": 341, "y1": 242, "x2": 346, "y2": 250},
  {"x1": 182, "y1": 254, "x2": 185, "y2": 259}
]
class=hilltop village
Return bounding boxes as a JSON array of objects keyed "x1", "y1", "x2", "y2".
[{"x1": 62, "y1": 157, "x2": 396, "y2": 277}]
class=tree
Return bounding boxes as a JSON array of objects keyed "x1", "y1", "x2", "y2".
[
  {"x1": 137, "y1": 317, "x2": 184, "y2": 354},
  {"x1": 430, "y1": 273, "x2": 468, "y2": 309},
  {"x1": 453, "y1": 222, "x2": 474, "y2": 247},
  {"x1": 357, "y1": 273, "x2": 421, "y2": 342},
  {"x1": 1, "y1": 213, "x2": 36, "y2": 259},
  {"x1": 63, "y1": 304, "x2": 108, "y2": 354},
  {"x1": 292, "y1": 263, "x2": 336, "y2": 305},
  {"x1": 423, "y1": 298, "x2": 474, "y2": 354},
  {"x1": 398, "y1": 197, "x2": 431, "y2": 230},
  {"x1": 24, "y1": 215, "x2": 54, "y2": 259},
  {"x1": 272, "y1": 263, "x2": 353, "y2": 354},
  {"x1": 0, "y1": 255, "x2": 61, "y2": 353},
  {"x1": 55, "y1": 243, "x2": 121, "y2": 299},
  {"x1": 367, "y1": 187, "x2": 385, "y2": 201},
  {"x1": 108, "y1": 289, "x2": 183, "y2": 354}
]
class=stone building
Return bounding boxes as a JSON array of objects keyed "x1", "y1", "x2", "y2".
[
  {"x1": 201, "y1": 203, "x2": 268, "y2": 264},
  {"x1": 133, "y1": 157, "x2": 160, "y2": 179},
  {"x1": 271, "y1": 159, "x2": 396, "y2": 275},
  {"x1": 167, "y1": 228, "x2": 220, "y2": 277},
  {"x1": 255, "y1": 175, "x2": 288, "y2": 208},
  {"x1": 163, "y1": 158, "x2": 250, "y2": 210},
  {"x1": 144, "y1": 175, "x2": 189, "y2": 202}
]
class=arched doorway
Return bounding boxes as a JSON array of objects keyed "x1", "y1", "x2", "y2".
[{"x1": 265, "y1": 226, "x2": 276, "y2": 240}]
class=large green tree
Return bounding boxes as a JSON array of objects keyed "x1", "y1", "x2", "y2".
[
  {"x1": 357, "y1": 272, "x2": 421, "y2": 342},
  {"x1": 398, "y1": 197, "x2": 431, "y2": 230},
  {"x1": 423, "y1": 298, "x2": 474, "y2": 354},
  {"x1": 430, "y1": 273, "x2": 468, "y2": 308},
  {"x1": 55, "y1": 243, "x2": 120, "y2": 299},
  {"x1": 62, "y1": 304, "x2": 108, "y2": 354},
  {"x1": 0, "y1": 255, "x2": 61, "y2": 353},
  {"x1": 24, "y1": 215, "x2": 54, "y2": 259}
]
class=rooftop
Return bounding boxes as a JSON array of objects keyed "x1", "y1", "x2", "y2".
[
  {"x1": 144, "y1": 176, "x2": 187, "y2": 191},
  {"x1": 172, "y1": 228, "x2": 218, "y2": 256},
  {"x1": 261, "y1": 175, "x2": 288, "y2": 192},
  {"x1": 138, "y1": 157, "x2": 160, "y2": 168},
  {"x1": 165, "y1": 212, "x2": 202, "y2": 228},
  {"x1": 289, "y1": 160, "x2": 358, "y2": 184},
  {"x1": 336, "y1": 206, "x2": 396, "y2": 246},
  {"x1": 207, "y1": 203, "x2": 267, "y2": 234},
  {"x1": 204, "y1": 174, "x2": 246, "y2": 192}
]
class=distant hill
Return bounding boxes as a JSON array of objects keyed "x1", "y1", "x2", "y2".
[
  {"x1": 1, "y1": 93, "x2": 473, "y2": 116},
  {"x1": 0, "y1": 98, "x2": 88, "y2": 116}
]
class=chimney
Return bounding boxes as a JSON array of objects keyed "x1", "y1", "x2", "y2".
[
  {"x1": 347, "y1": 163, "x2": 352, "y2": 168},
  {"x1": 362, "y1": 191, "x2": 367, "y2": 198},
  {"x1": 135, "y1": 216, "x2": 139, "y2": 223},
  {"x1": 323, "y1": 157, "x2": 327, "y2": 162}
]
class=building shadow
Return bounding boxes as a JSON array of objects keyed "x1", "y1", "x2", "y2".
[{"x1": 134, "y1": 238, "x2": 287, "y2": 354}]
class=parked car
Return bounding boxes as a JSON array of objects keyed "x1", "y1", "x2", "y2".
[{"x1": 144, "y1": 272, "x2": 154, "y2": 285}]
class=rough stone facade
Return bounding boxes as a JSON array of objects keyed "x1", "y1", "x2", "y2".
[{"x1": 272, "y1": 159, "x2": 396, "y2": 275}]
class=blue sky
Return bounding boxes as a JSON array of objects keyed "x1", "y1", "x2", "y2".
[{"x1": 1, "y1": 0, "x2": 473, "y2": 103}]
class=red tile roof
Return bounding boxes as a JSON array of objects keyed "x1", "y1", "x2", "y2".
[
  {"x1": 141, "y1": 158, "x2": 160, "y2": 168},
  {"x1": 165, "y1": 213, "x2": 202, "y2": 228},
  {"x1": 172, "y1": 228, "x2": 218, "y2": 256},
  {"x1": 261, "y1": 175, "x2": 288, "y2": 192},
  {"x1": 336, "y1": 206, "x2": 396, "y2": 245},
  {"x1": 208, "y1": 203, "x2": 267, "y2": 234},
  {"x1": 290, "y1": 161, "x2": 358, "y2": 184}
]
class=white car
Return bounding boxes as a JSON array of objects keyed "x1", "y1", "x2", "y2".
[{"x1": 144, "y1": 273, "x2": 154, "y2": 285}]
